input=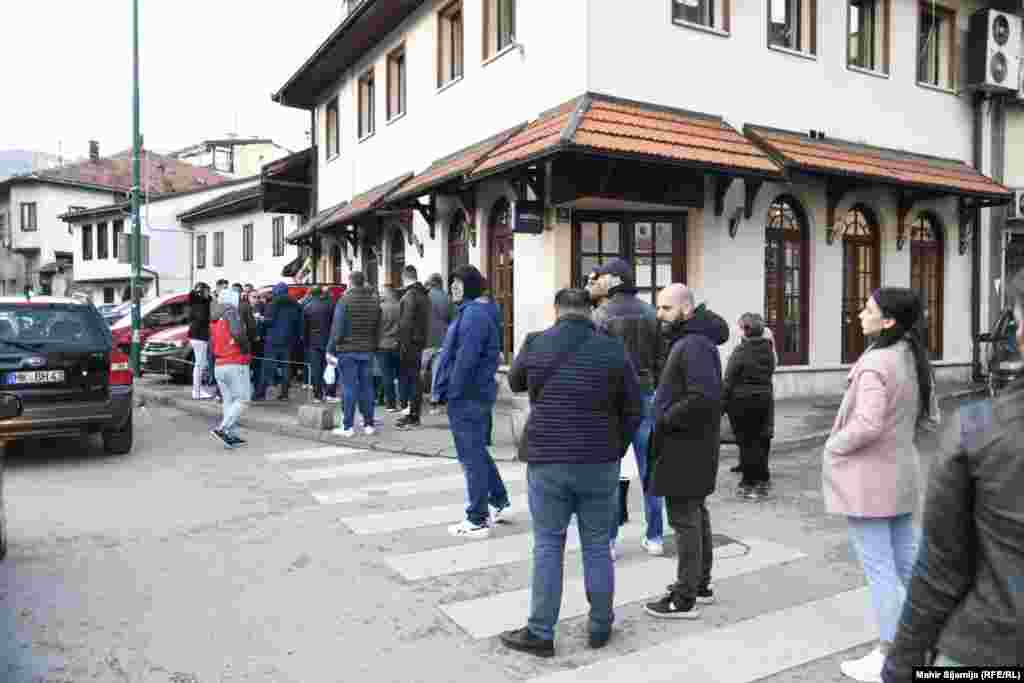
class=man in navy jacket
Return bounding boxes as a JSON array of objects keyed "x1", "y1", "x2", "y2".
[{"x1": 500, "y1": 288, "x2": 643, "y2": 657}]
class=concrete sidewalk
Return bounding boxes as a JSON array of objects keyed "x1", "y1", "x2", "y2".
[{"x1": 135, "y1": 376, "x2": 985, "y2": 461}]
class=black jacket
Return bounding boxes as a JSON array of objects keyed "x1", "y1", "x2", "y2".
[
  {"x1": 508, "y1": 315, "x2": 644, "y2": 465},
  {"x1": 399, "y1": 282, "x2": 431, "y2": 358},
  {"x1": 188, "y1": 290, "x2": 211, "y2": 341},
  {"x1": 723, "y1": 337, "x2": 776, "y2": 438},
  {"x1": 593, "y1": 291, "x2": 661, "y2": 392},
  {"x1": 303, "y1": 296, "x2": 334, "y2": 351},
  {"x1": 648, "y1": 306, "x2": 729, "y2": 498},
  {"x1": 882, "y1": 380, "x2": 1024, "y2": 681}
]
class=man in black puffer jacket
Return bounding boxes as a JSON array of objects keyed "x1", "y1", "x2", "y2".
[
  {"x1": 329, "y1": 271, "x2": 381, "y2": 436},
  {"x1": 396, "y1": 265, "x2": 431, "y2": 429},
  {"x1": 501, "y1": 288, "x2": 643, "y2": 657},
  {"x1": 881, "y1": 268, "x2": 1024, "y2": 680},
  {"x1": 645, "y1": 283, "x2": 729, "y2": 620}
]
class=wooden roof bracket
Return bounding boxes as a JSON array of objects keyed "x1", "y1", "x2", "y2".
[
  {"x1": 454, "y1": 189, "x2": 475, "y2": 229},
  {"x1": 713, "y1": 176, "x2": 734, "y2": 217},
  {"x1": 959, "y1": 197, "x2": 976, "y2": 256},
  {"x1": 744, "y1": 179, "x2": 763, "y2": 220},
  {"x1": 825, "y1": 179, "x2": 858, "y2": 245},
  {"x1": 343, "y1": 227, "x2": 359, "y2": 258}
]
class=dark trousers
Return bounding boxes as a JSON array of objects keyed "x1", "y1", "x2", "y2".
[
  {"x1": 399, "y1": 349, "x2": 423, "y2": 419},
  {"x1": 307, "y1": 347, "x2": 326, "y2": 398},
  {"x1": 665, "y1": 497, "x2": 713, "y2": 602},
  {"x1": 259, "y1": 346, "x2": 291, "y2": 397},
  {"x1": 377, "y1": 349, "x2": 400, "y2": 406},
  {"x1": 728, "y1": 394, "x2": 773, "y2": 484}
]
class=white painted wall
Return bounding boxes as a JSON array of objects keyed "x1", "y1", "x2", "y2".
[{"x1": 191, "y1": 210, "x2": 301, "y2": 287}]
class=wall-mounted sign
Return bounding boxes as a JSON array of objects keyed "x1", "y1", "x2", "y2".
[{"x1": 513, "y1": 200, "x2": 544, "y2": 234}]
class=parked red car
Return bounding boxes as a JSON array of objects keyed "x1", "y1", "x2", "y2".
[
  {"x1": 109, "y1": 291, "x2": 192, "y2": 355},
  {"x1": 140, "y1": 284, "x2": 347, "y2": 382}
]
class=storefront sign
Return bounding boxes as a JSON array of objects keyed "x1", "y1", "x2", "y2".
[{"x1": 513, "y1": 200, "x2": 544, "y2": 234}]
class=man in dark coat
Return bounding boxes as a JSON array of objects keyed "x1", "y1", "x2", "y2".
[
  {"x1": 329, "y1": 271, "x2": 381, "y2": 436},
  {"x1": 645, "y1": 283, "x2": 729, "y2": 620},
  {"x1": 187, "y1": 282, "x2": 215, "y2": 401},
  {"x1": 303, "y1": 287, "x2": 334, "y2": 402},
  {"x1": 396, "y1": 265, "x2": 431, "y2": 429},
  {"x1": 255, "y1": 282, "x2": 303, "y2": 401},
  {"x1": 500, "y1": 288, "x2": 644, "y2": 657}
]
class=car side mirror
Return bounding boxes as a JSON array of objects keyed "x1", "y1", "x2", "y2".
[{"x1": 0, "y1": 393, "x2": 23, "y2": 420}]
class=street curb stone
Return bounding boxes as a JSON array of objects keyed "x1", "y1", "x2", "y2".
[{"x1": 136, "y1": 384, "x2": 986, "y2": 461}]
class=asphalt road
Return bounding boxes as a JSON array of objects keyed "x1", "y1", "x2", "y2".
[{"x1": 0, "y1": 400, "x2": 954, "y2": 683}]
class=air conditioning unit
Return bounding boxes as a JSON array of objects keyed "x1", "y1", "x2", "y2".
[
  {"x1": 1008, "y1": 189, "x2": 1024, "y2": 221},
  {"x1": 967, "y1": 8, "x2": 1021, "y2": 93}
]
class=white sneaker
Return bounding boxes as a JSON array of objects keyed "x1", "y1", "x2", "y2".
[
  {"x1": 610, "y1": 540, "x2": 617, "y2": 562},
  {"x1": 363, "y1": 425, "x2": 376, "y2": 436},
  {"x1": 839, "y1": 647, "x2": 884, "y2": 683},
  {"x1": 333, "y1": 427, "x2": 355, "y2": 438},
  {"x1": 488, "y1": 504, "x2": 509, "y2": 526},
  {"x1": 642, "y1": 537, "x2": 666, "y2": 556},
  {"x1": 448, "y1": 519, "x2": 491, "y2": 539},
  {"x1": 325, "y1": 396, "x2": 341, "y2": 403},
  {"x1": 402, "y1": 406, "x2": 411, "y2": 416}
]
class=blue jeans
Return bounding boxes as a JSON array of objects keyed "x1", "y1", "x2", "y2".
[
  {"x1": 847, "y1": 514, "x2": 920, "y2": 642},
  {"x1": 448, "y1": 398, "x2": 508, "y2": 526},
  {"x1": 377, "y1": 349, "x2": 400, "y2": 405},
  {"x1": 527, "y1": 461, "x2": 619, "y2": 641},
  {"x1": 259, "y1": 346, "x2": 290, "y2": 395},
  {"x1": 612, "y1": 392, "x2": 663, "y2": 542},
  {"x1": 307, "y1": 347, "x2": 326, "y2": 396},
  {"x1": 337, "y1": 353, "x2": 374, "y2": 429},
  {"x1": 215, "y1": 363, "x2": 251, "y2": 439}
]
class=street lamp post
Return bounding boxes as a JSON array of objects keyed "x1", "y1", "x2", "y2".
[{"x1": 129, "y1": 0, "x2": 143, "y2": 375}]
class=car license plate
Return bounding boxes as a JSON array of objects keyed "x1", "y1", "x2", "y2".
[{"x1": 5, "y1": 370, "x2": 65, "y2": 385}]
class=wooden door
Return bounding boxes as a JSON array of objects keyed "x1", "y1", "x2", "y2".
[
  {"x1": 448, "y1": 211, "x2": 470, "y2": 278},
  {"x1": 389, "y1": 229, "x2": 405, "y2": 290},
  {"x1": 488, "y1": 199, "x2": 514, "y2": 362},
  {"x1": 910, "y1": 215, "x2": 943, "y2": 358},
  {"x1": 841, "y1": 208, "x2": 880, "y2": 364},
  {"x1": 764, "y1": 197, "x2": 809, "y2": 366}
]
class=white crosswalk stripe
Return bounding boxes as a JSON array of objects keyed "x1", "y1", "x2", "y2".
[{"x1": 266, "y1": 445, "x2": 872, "y2": 681}]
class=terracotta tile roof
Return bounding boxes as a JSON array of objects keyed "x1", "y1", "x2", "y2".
[
  {"x1": 287, "y1": 199, "x2": 347, "y2": 242},
  {"x1": 471, "y1": 94, "x2": 783, "y2": 180},
  {"x1": 387, "y1": 124, "x2": 527, "y2": 203},
  {"x1": 745, "y1": 125, "x2": 1011, "y2": 199},
  {"x1": 35, "y1": 149, "x2": 230, "y2": 195},
  {"x1": 287, "y1": 172, "x2": 412, "y2": 242}
]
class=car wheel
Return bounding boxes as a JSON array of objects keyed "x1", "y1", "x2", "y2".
[{"x1": 102, "y1": 411, "x2": 133, "y2": 455}]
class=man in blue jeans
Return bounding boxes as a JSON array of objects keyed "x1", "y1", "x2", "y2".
[
  {"x1": 433, "y1": 265, "x2": 508, "y2": 539},
  {"x1": 500, "y1": 288, "x2": 644, "y2": 657},
  {"x1": 329, "y1": 271, "x2": 380, "y2": 437}
]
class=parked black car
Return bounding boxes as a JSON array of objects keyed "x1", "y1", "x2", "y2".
[
  {"x1": 978, "y1": 308, "x2": 1022, "y2": 396},
  {"x1": 0, "y1": 297, "x2": 133, "y2": 454}
]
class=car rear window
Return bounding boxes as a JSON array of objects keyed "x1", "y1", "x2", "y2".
[{"x1": 0, "y1": 304, "x2": 111, "y2": 348}]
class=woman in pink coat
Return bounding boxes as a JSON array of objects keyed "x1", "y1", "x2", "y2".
[{"x1": 822, "y1": 288, "x2": 933, "y2": 683}]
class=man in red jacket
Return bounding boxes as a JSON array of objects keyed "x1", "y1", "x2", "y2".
[{"x1": 210, "y1": 287, "x2": 252, "y2": 449}]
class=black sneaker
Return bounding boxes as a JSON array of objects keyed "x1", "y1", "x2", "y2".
[
  {"x1": 588, "y1": 630, "x2": 612, "y2": 649},
  {"x1": 395, "y1": 416, "x2": 421, "y2": 429},
  {"x1": 736, "y1": 482, "x2": 755, "y2": 498},
  {"x1": 210, "y1": 429, "x2": 233, "y2": 449},
  {"x1": 499, "y1": 627, "x2": 554, "y2": 658},
  {"x1": 645, "y1": 594, "x2": 700, "y2": 619},
  {"x1": 227, "y1": 435, "x2": 247, "y2": 447},
  {"x1": 696, "y1": 587, "x2": 715, "y2": 604}
]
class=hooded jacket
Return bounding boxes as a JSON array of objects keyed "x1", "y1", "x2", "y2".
[
  {"x1": 647, "y1": 305, "x2": 729, "y2": 499},
  {"x1": 303, "y1": 293, "x2": 334, "y2": 351},
  {"x1": 592, "y1": 289, "x2": 661, "y2": 392},
  {"x1": 427, "y1": 284, "x2": 453, "y2": 349},
  {"x1": 723, "y1": 336, "x2": 776, "y2": 439},
  {"x1": 882, "y1": 380, "x2": 1024, "y2": 680},
  {"x1": 265, "y1": 283, "x2": 303, "y2": 350},
  {"x1": 399, "y1": 281, "x2": 431, "y2": 356},
  {"x1": 188, "y1": 289, "x2": 211, "y2": 341},
  {"x1": 378, "y1": 295, "x2": 401, "y2": 350},
  {"x1": 211, "y1": 292, "x2": 251, "y2": 365},
  {"x1": 434, "y1": 297, "x2": 501, "y2": 404}
]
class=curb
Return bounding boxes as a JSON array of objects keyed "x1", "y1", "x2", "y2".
[{"x1": 137, "y1": 384, "x2": 987, "y2": 460}]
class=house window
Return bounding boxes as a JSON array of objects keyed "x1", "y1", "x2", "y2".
[
  {"x1": 242, "y1": 223, "x2": 254, "y2": 262},
  {"x1": 764, "y1": 197, "x2": 810, "y2": 366},
  {"x1": 841, "y1": 206, "x2": 881, "y2": 364},
  {"x1": 112, "y1": 220, "x2": 124, "y2": 259},
  {"x1": 213, "y1": 146, "x2": 234, "y2": 173},
  {"x1": 143, "y1": 235, "x2": 150, "y2": 266},
  {"x1": 918, "y1": 2, "x2": 956, "y2": 90},
  {"x1": 768, "y1": 0, "x2": 816, "y2": 54},
  {"x1": 213, "y1": 231, "x2": 224, "y2": 267},
  {"x1": 438, "y1": 1, "x2": 464, "y2": 87},
  {"x1": 910, "y1": 213, "x2": 944, "y2": 359},
  {"x1": 20, "y1": 202, "x2": 37, "y2": 232},
  {"x1": 484, "y1": 0, "x2": 516, "y2": 59},
  {"x1": 82, "y1": 225, "x2": 93, "y2": 261},
  {"x1": 358, "y1": 69, "x2": 375, "y2": 139},
  {"x1": 103, "y1": 287, "x2": 115, "y2": 305},
  {"x1": 196, "y1": 234, "x2": 207, "y2": 269},
  {"x1": 848, "y1": 0, "x2": 888, "y2": 73},
  {"x1": 97, "y1": 222, "x2": 109, "y2": 260},
  {"x1": 0, "y1": 212, "x2": 6, "y2": 245},
  {"x1": 272, "y1": 216, "x2": 285, "y2": 257},
  {"x1": 387, "y1": 47, "x2": 407, "y2": 120},
  {"x1": 672, "y1": 0, "x2": 729, "y2": 32},
  {"x1": 326, "y1": 97, "x2": 340, "y2": 159}
]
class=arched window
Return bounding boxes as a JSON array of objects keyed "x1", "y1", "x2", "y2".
[
  {"x1": 764, "y1": 196, "x2": 810, "y2": 365},
  {"x1": 448, "y1": 210, "x2": 469, "y2": 278},
  {"x1": 488, "y1": 198, "x2": 514, "y2": 361},
  {"x1": 910, "y1": 213, "x2": 944, "y2": 358},
  {"x1": 841, "y1": 205, "x2": 881, "y2": 363}
]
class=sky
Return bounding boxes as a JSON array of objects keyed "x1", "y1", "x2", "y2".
[{"x1": 0, "y1": 1, "x2": 344, "y2": 158}]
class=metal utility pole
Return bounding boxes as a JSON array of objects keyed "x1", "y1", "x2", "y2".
[{"x1": 129, "y1": 0, "x2": 143, "y2": 375}]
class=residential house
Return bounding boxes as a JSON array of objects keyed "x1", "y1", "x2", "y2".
[
  {"x1": 0, "y1": 141, "x2": 229, "y2": 297},
  {"x1": 167, "y1": 137, "x2": 293, "y2": 178},
  {"x1": 273, "y1": 0, "x2": 1012, "y2": 397}
]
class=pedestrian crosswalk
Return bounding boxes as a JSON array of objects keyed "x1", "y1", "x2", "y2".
[{"x1": 263, "y1": 446, "x2": 875, "y2": 681}]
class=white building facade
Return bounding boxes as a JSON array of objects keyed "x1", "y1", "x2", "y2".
[{"x1": 274, "y1": 0, "x2": 1012, "y2": 397}]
